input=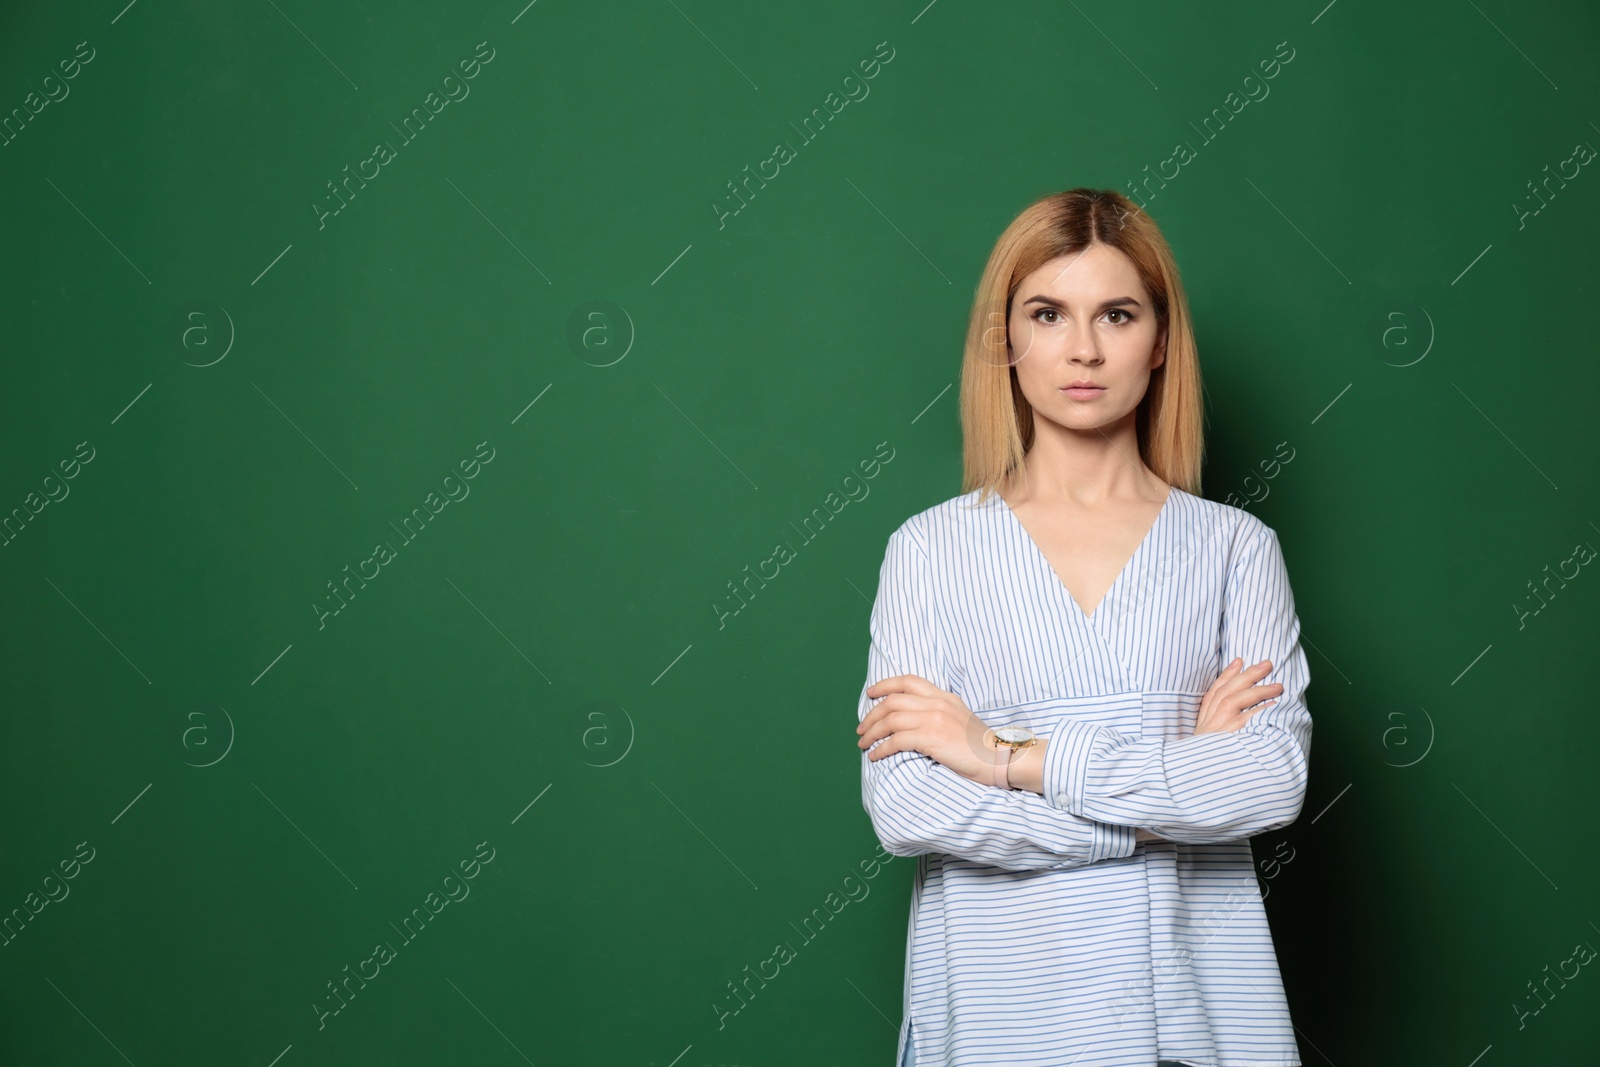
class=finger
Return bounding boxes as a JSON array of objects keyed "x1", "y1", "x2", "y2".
[
  {"x1": 1209, "y1": 698, "x2": 1277, "y2": 734},
  {"x1": 856, "y1": 703, "x2": 883, "y2": 735},
  {"x1": 857, "y1": 690, "x2": 912, "y2": 733},
  {"x1": 1205, "y1": 658, "x2": 1255, "y2": 697},
  {"x1": 866, "y1": 674, "x2": 942, "y2": 700},
  {"x1": 1199, "y1": 680, "x2": 1273, "y2": 730},
  {"x1": 1214, "y1": 660, "x2": 1273, "y2": 699},
  {"x1": 1209, "y1": 655, "x2": 1248, "y2": 697},
  {"x1": 864, "y1": 728, "x2": 919, "y2": 761},
  {"x1": 1239, "y1": 698, "x2": 1278, "y2": 721},
  {"x1": 1229, "y1": 683, "x2": 1283, "y2": 711},
  {"x1": 859, "y1": 706, "x2": 935, "y2": 751},
  {"x1": 1233, "y1": 696, "x2": 1279, "y2": 721},
  {"x1": 1202, "y1": 659, "x2": 1243, "y2": 701},
  {"x1": 857, "y1": 708, "x2": 906, "y2": 750},
  {"x1": 1234, "y1": 660, "x2": 1272, "y2": 682},
  {"x1": 863, "y1": 731, "x2": 900, "y2": 758},
  {"x1": 859, "y1": 690, "x2": 937, "y2": 732},
  {"x1": 856, "y1": 701, "x2": 884, "y2": 734}
]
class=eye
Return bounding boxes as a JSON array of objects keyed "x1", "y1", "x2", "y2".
[
  {"x1": 1105, "y1": 308, "x2": 1135, "y2": 325},
  {"x1": 1031, "y1": 308, "x2": 1062, "y2": 324}
]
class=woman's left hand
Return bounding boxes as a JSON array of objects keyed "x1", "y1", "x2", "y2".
[{"x1": 857, "y1": 674, "x2": 1002, "y2": 785}]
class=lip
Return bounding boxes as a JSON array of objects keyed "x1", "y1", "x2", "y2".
[{"x1": 1060, "y1": 382, "x2": 1105, "y2": 400}]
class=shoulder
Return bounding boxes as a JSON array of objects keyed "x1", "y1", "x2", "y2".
[
  {"x1": 1169, "y1": 486, "x2": 1277, "y2": 552},
  {"x1": 883, "y1": 489, "x2": 990, "y2": 557},
  {"x1": 1170, "y1": 490, "x2": 1298, "y2": 598}
]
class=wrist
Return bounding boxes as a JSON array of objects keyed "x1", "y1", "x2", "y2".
[
  {"x1": 984, "y1": 729, "x2": 1014, "y2": 789},
  {"x1": 1005, "y1": 737, "x2": 1046, "y2": 794}
]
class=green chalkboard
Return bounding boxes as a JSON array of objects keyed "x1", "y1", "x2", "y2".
[{"x1": 2, "y1": 1, "x2": 1597, "y2": 1064}]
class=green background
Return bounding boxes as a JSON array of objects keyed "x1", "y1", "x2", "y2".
[{"x1": 2, "y1": 1, "x2": 1597, "y2": 1064}]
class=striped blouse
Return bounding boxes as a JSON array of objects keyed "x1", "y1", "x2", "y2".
[{"x1": 858, "y1": 485, "x2": 1312, "y2": 1067}]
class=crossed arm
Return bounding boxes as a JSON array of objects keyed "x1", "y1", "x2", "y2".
[{"x1": 858, "y1": 516, "x2": 1313, "y2": 871}]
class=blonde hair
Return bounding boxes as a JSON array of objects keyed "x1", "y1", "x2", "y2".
[{"x1": 958, "y1": 188, "x2": 1204, "y2": 503}]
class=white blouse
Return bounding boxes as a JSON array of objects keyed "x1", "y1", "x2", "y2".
[{"x1": 858, "y1": 486, "x2": 1312, "y2": 1066}]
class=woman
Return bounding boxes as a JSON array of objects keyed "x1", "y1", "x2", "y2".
[{"x1": 855, "y1": 188, "x2": 1312, "y2": 1067}]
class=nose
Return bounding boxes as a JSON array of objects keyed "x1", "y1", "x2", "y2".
[
  {"x1": 1056, "y1": 318, "x2": 1102, "y2": 365},
  {"x1": 1068, "y1": 334, "x2": 1103, "y2": 365}
]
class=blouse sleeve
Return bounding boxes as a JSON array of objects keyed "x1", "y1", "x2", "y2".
[
  {"x1": 859, "y1": 518, "x2": 1139, "y2": 871},
  {"x1": 1039, "y1": 516, "x2": 1313, "y2": 844}
]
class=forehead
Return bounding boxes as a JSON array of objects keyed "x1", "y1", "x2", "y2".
[{"x1": 1016, "y1": 244, "x2": 1145, "y2": 302}]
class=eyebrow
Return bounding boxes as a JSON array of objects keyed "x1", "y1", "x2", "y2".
[{"x1": 1020, "y1": 294, "x2": 1143, "y2": 312}]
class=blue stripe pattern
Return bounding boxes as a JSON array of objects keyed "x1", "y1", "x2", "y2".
[{"x1": 860, "y1": 487, "x2": 1312, "y2": 1066}]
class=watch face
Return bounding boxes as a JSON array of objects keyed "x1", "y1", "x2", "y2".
[{"x1": 994, "y1": 726, "x2": 1035, "y2": 745}]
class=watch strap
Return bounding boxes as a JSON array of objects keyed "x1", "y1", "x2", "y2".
[{"x1": 993, "y1": 736, "x2": 1013, "y2": 790}]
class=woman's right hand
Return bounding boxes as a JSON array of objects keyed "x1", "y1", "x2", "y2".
[
  {"x1": 1192, "y1": 657, "x2": 1282, "y2": 736},
  {"x1": 1136, "y1": 661, "x2": 1282, "y2": 843}
]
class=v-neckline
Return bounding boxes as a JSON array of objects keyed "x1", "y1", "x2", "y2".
[{"x1": 991, "y1": 484, "x2": 1176, "y2": 624}]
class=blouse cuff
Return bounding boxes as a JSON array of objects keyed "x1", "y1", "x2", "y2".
[
  {"x1": 1091, "y1": 821, "x2": 1138, "y2": 863},
  {"x1": 1042, "y1": 719, "x2": 1109, "y2": 814}
]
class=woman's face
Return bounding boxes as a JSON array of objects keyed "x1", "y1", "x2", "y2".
[{"x1": 1005, "y1": 243, "x2": 1166, "y2": 434}]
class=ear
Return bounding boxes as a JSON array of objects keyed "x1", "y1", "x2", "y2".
[{"x1": 1150, "y1": 327, "x2": 1167, "y2": 371}]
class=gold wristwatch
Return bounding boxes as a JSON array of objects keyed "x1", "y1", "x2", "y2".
[{"x1": 990, "y1": 726, "x2": 1037, "y2": 790}]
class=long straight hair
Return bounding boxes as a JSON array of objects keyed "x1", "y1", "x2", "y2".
[{"x1": 959, "y1": 188, "x2": 1204, "y2": 503}]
